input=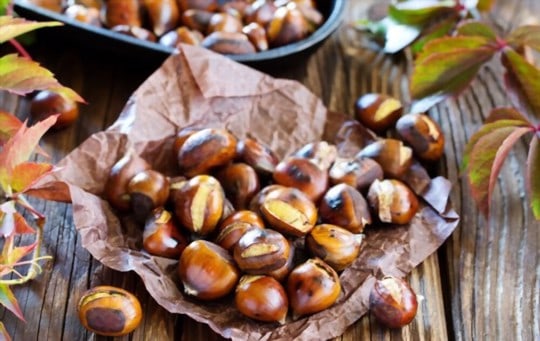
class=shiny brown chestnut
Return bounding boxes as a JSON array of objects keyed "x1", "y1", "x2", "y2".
[
  {"x1": 216, "y1": 163, "x2": 260, "y2": 210},
  {"x1": 177, "y1": 128, "x2": 238, "y2": 177},
  {"x1": 306, "y1": 224, "x2": 363, "y2": 271},
  {"x1": 101, "y1": 0, "x2": 142, "y2": 27},
  {"x1": 105, "y1": 152, "x2": 151, "y2": 212},
  {"x1": 233, "y1": 228, "x2": 291, "y2": 275},
  {"x1": 218, "y1": 210, "x2": 266, "y2": 232},
  {"x1": 207, "y1": 12, "x2": 243, "y2": 34},
  {"x1": 30, "y1": 90, "x2": 79, "y2": 130},
  {"x1": 267, "y1": 239, "x2": 294, "y2": 282},
  {"x1": 355, "y1": 93, "x2": 403, "y2": 133},
  {"x1": 181, "y1": 9, "x2": 213, "y2": 33},
  {"x1": 143, "y1": 0, "x2": 180, "y2": 37},
  {"x1": 143, "y1": 208, "x2": 188, "y2": 258},
  {"x1": 293, "y1": 141, "x2": 338, "y2": 171},
  {"x1": 64, "y1": 4, "x2": 101, "y2": 26},
  {"x1": 244, "y1": 0, "x2": 278, "y2": 28},
  {"x1": 319, "y1": 183, "x2": 372, "y2": 234},
  {"x1": 110, "y1": 25, "x2": 157, "y2": 42},
  {"x1": 237, "y1": 136, "x2": 279, "y2": 176},
  {"x1": 356, "y1": 139, "x2": 413, "y2": 179},
  {"x1": 172, "y1": 175, "x2": 225, "y2": 236},
  {"x1": 267, "y1": 4, "x2": 310, "y2": 47},
  {"x1": 177, "y1": 0, "x2": 218, "y2": 12},
  {"x1": 273, "y1": 156, "x2": 329, "y2": 202},
  {"x1": 369, "y1": 276, "x2": 418, "y2": 328},
  {"x1": 77, "y1": 285, "x2": 142, "y2": 337},
  {"x1": 287, "y1": 258, "x2": 341, "y2": 317},
  {"x1": 259, "y1": 186, "x2": 317, "y2": 237},
  {"x1": 367, "y1": 179, "x2": 419, "y2": 225},
  {"x1": 215, "y1": 221, "x2": 262, "y2": 252},
  {"x1": 395, "y1": 113, "x2": 445, "y2": 161},
  {"x1": 30, "y1": 0, "x2": 63, "y2": 12},
  {"x1": 248, "y1": 184, "x2": 288, "y2": 215},
  {"x1": 127, "y1": 169, "x2": 170, "y2": 221},
  {"x1": 179, "y1": 240, "x2": 240, "y2": 300},
  {"x1": 329, "y1": 157, "x2": 383, "y2": 190},
  {"x1": 235, "y1": 275, "x2": 289, "y2": 324},
  {"x1": 201, "y1": 31, "x2": 257, "y2": 55},
  {"x1": 159, "y1": 26, "x2": 204, "y2": 47},
  {"x1": 242, "y1": 22, "x2": 269, "y2": 52}
]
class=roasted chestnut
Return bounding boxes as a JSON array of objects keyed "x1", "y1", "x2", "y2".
[
  {"x1": 181, "y1": 9, "x2": 213, "y2": 33},
  {"x1": 105, "y1": 152, "x2": 151, "y2": 212},
  {"x1": 127, "y1": 169, "x2": 170, "y2": 221},
  {"x1": 267, "y1": 239, "x2": 295, "y2": 282},
  {"x1": 267, "y1": 4, "x2": 310, "y2": 47},
  {"x1": 172, "y1": 175, "x2": 225, "y2": 236},
  {"x1": 30, "y1": 90, "x2": 79, "y2": 129},
  {"x1": 244, "y1": 0, "x2": 278, "y2": 28},
  {"x1": 64, "y1": 4, "x2": 101, "y2": 26},
  {"x1": 29, "y1": 0, "x2": 63, "y2": 12},
  {"x1": 395, "y1": 113, "x2": 445, "y2": 161},
  {"x1": 218, "y1": 210, "x2": 266, "y2": 231},
  {"x1": 237, "y1": 136, "x2": 279, "y2": 176},
  {"x1": 273, "y1": 156, "x2": 329, "y2": 202},
  {"x1": 215, "y1": 221, "x2": 262, "y2": 252},
  {"x1": 201, "y1": 31, "x2": 257, "y2": 54},
  {"x1": 77, "y1": 285, "x2": 142, "y2": 337},
  {"x1": 355, "y1": 93, "x2": 403, "y2": 132},
  {"x1": 293, "y1": 141, "x2": 338, "y2": 171},
  {"x1": 306, "y1": 224, "x2": 363, "y2": 271},
  {"x1": 216, "y1": 163, "x2": 260, "y2": 210},
  {"x1": 235, "y1": 275, "x2": 289, "y2": 324},
  {"x1": 110, "y1": 25, "x2": 157, "y2": 42},
  {"x1": 177, "y1": 128, "x2": 237, "y2": 177},
  {"x1": 248, "y1": 184, "x2": 288, "y2": 215},
  {"x1": 318, "y1": 183, "x2": 372, "y2": 234},
  {"x1": 369, "y1": 276, "x2": 418, "y2": 328},
  {"x1": 143, "y1": 0, "x2": 181, "y2": 36},
  {"x1": 233, "y1": 228, "x2": 290, "y2": 275},
  {"x1": 207, "y1": 12, "x2": 243, "y2": 34},
  {"x1": 356, "y1": 139, "x2": 413, "y2": 179},
  {"x1": 328, "y1": 157, "x2": 383, "y2": 190},
  {"x1": 242, "y1": 22, "x2": 269, "y2": 51},
  {"x1": 143, "y1": 208, "x2": 188, "y2": 258},
  {"x1": 101, "y1": 0, "x2": 142, "y2": 27},
  {"x1": 177, "y1": 0, "x2": 218, "y2": 12},
  {"x1": 178, "y1": 240, "x2": 239, "y2": 300},
  {"x1": 367, "y1": 179, "x2": 419, "y2": 225},
  {"x1": 287, "y1": 258, "x2": 341, "y2": 317}
]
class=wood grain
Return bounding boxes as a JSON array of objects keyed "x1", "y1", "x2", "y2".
[{"x1": 0, "y1": 0, "x2": 538, "y2": 340}]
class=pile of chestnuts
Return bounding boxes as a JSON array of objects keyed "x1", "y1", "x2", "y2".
[
  {"x1": 101, "y1": 92, "x2": 442, "y2": 328},
  {"x1": 29, "y1": 0, "x2": 324, "y2": 55}
]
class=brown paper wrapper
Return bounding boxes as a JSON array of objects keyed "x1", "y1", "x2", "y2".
[{"x1": 34, "y1": 44, "x2": 459, "y2": 340}]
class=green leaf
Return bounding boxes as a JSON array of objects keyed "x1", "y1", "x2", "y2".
[
  {"x1": 411, "y1": 46, "x2": 495, "y2": 100},
  {"x1": 485, "y1": 107, "x2": 532, "y2": 124},
  {"x1": 527, "y1": 137, "x2": 540, "y2": 219},
  {"x1": 467, "y1": 126, "x2": 532, "y2": 217},
  {"x1": 0, "y1": 16, "x2": 61, "y2": 44},
  {"x1": 415, "y1": 35, "x2": 494, "y2": 65},
  {"x1": 0, "y1": 283, "x2": 24, "y2": 321},
  {"x1": 389, "y1": 0, "x2": 456, "y2": 26},
  {"x1": 456, "y1": 20, "x2": 497, "y2": 41},
  {"x1": 462, "y1": 117, "x2": 532, "y2": 171},
  {"x1": 0, "y1": 54, "x2": 57, "y2": 96},
  {"x1": 502, "y1": 48, "x2": 540, "y2": 117},
  {"x1": 411, "y1": 14, "x2": 458, "y2": 55},
  {"x1": 507, "y1": 25, "x2": 540, "y2": 53},
  {"x1": 0, "y1": 321, "x2": 12, "y2": 341}
]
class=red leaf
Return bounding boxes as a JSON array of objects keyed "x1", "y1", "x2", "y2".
[
  {"x1": 10, "y1": 162, "x2": 54, "y2": 193},
  {"x1": 0, "y1": 322, "x2": 12, "y2": 341},
  {"x1": 13, "y1": 212, "x2": 35, "y2": 234},
  {"x1": 467, "y1": 126, "x2": 532, "y2": 217},
  {"x1": 527, "y1": 137, "x2": 540, "y2": 219},
  {"x1": 456, "y1": 20, "x2": 497, "y2": 41},
  {"x1": 507, "y1": 25, "x2": 540, "y2": 52},
  {"x1": 411, "y1": 14, "x2": 458, "y2": 55},
  {"x1": 3, "y1": 242, "x2": 37, "y2": 268},
  {"x1": 0, "y1": 283, "x2": 25, "y2": 321},
  {"x1": 501, "y1": 48, "x2": 540, "y2": 117},
  {"x1": 416, "y1": 35, "x2": 493, "y2": 64},
  {"x1": 0, "y1": 111, "x2": 22, "y2": 146},
  {"x1": 0, "y1": 115, "x2": 57, "y2": 191}
]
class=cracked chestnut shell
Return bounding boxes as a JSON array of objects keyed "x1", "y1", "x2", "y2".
[
  {"x1": 356, "y1": 139, "x2": 413, "y2": 179},
  {"x1": 369, "y1": 276, "x2": 418, "y2": 328},
  {"x1": 127, "y1": 169, "x2": 170, "y2": 222},
  {"x1": 273, "y1": 156, "x2": 329, "y2": 202},
  {"x1": 293, "y1": 141, "x2": 338, "y2": 171},
  {"x1": 233, "y1": 228, "x2": 290, "y2": 275},
  {"x1": 329, "y1": 157, "x2": 383, "y2": 190},
  {"x1": 306, "y1": 224, "x2": 363, "y2": 271},
  {"x1": 77, "y1": 285, "x2": 142, "y2": 337},
  {"x1": 235, "y1": 275, "x2": 289, "y2": 324},
  {"x1": 218, "y1": 210, "x2": 265, "y2": 232},
  {"x1": 143, "y1": 208, "x2": 188, "y2": 259},
  {"x1": 367, "y1": 179, "x2": 419, "y2": 225},
  {"x1": 396, "y1": 113, "x2": 445, "y2": 161},
  {"x1": 355, "y1": 93, "x2": 403, "y2": 133},
  {"x1": 215, "y1": 221, "x2": 262, "y2": 252}
]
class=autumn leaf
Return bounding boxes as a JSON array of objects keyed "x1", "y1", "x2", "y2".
[
  {"x1": 0, "y1": 200, "x2": 16, "y2": 237},
  {"x1": 456, "y1": 20, "x2": 497, "y2": 40},
  {"x1": 10, "y1": 162, "x2": 54, "y2": 193},
  {"x1": 506, "y1": 25, "x2": 540, "y2": 52},
  {"x1": 467, "y1": 125, "x2": 533, "y2": 217},
  {"x1": 0, "y1": 283, "x2": 24, "y2": 321},
  {"x1": 0, "y1": 110, "x2": 21, "y2": 146},
  {"x1": 0, "y1": 322, "x2": 11, "y2": 341},
  {"x1": 388, "y1": 0, "x2": 456, "y2": 26},
  {"x1": 527, "y1": 137, "x2": 540, "y2": 219},
  {"x1": 1, "y1": 241, "x2": 37, "y2": 271},
  {"x1": 13, "y1": 212, "x2": 35, "y2": 234},
  {"x1": 411, "y1": 14, "x2": 458, "y2": 55},
  {"x1": 502, "y1": 48, "x2": 540, "y2": 118},
  {"x1": 0, "y1": 16, "x2": 61, "y2": 44}
]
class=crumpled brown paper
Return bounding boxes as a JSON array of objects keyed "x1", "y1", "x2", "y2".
[{"x1": 34, "y1": 44, "x2": 459, "y2": 341}]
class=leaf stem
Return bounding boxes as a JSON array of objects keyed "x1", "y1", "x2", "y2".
[{"x1": 8, "y1": 39, "x2": 32, "y2": 60}]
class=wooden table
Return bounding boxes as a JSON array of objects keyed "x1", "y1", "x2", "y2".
[{"x1": 1, "y1": 0, "x2": 539, "y2": 340}]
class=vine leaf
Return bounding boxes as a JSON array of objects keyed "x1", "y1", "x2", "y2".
[
  {"x1": 466, "y1": 124, "x2": 533, "y2": 217},
  {"x1": 10, "y1": 162, "x2": 54, "y2": 193},
  {"x1": 502, "y1": 48, "x2": 540, "y2": 118},
  {"x1": 527, "y1": 138, "x2": 540, "y2": 219},
  {"x1": 0, "y1": 201, "x2": 16, "y2": 237},
  {"x1": 13, "y1": 212, "x2": 35, "y2": 234},
  {"x1": 507, "y1": 25, "x2": 540, "y2": 52},
  {"x1": 456, "y1": 20, "x2": 497, "y2": 40},
  {"x1": 0, "y1": 111, "x2": 21, "y2": 146},
  {"x1": 388, "y1": 0, "x2": 456, "y2": 26},
  {"x1": 411, "y1": 14, "x2": 458, "y2": 55},
  {"x1": 475, "y1": 0, "x2": 495, "y2": 11},
  {"x1": 0, "y1": 16, "x2": 61, "y2": 44},
  {"x1": 0, "y1": 283, "x2": 24, "y2": 321}
]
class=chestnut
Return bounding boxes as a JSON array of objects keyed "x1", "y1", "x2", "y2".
[
  {"x1": 177, "y1": 128, "x2": 238, "y2": 177},
  {"x1": 30, "y1": 90, "x2": 79, "y2": 130},
  {"x1": 267, "y1": 4, "x2": 310, "y2": 47},
  {"x1": 328, "y1": 157, "x2": 383, "y2": 190},
  {"x1": 110, "y1": 25, "x2": 157, "y2": 42},
  {"x1": 177, "y1": 0, "x2": 218, "y2": 12},
  {"x1": 318, "y1": 183, "x2": 372, "y2": 234},
  {"x1": 306, "y1": 224, "x2": 363, "y2": 271},
  {"x1": 172, "y1": 126, "x2": 202, "y2": 157},
  {"x1": 105, "y1": 152, "x2": 151, "y2": 212},
  {"x1": 267, "y1": 239, "x2": 295, "y2": 282},
  {"x1": 159, "y1": 26, "x2": 204, "y2": 47},
  {"x1": 143, "y1": 208, "x2": 188, "y2": 259},
  {"x1": 244, "y1": 0, "x2": 278, "y2": 28},
  {"x1": 259, "y1": 187, "x2": 317, "y2": 237},
  {"x1": 287, "y1": 258, "x2": 341, "y2": 317},
  {"x1": 179, "y1": 240, "x2": 240, "y2": 300},
  {"x1": 101, "y1": 0, "x2": 142, "y2": 28},
  {"x1": 369, "y1": 276, "x2": 418, "y2": 328},
  {"x1": 64, "y1": 5, "x2": 101, "y2": 26},
  {"x1": 127, "y1": 169, "x2": 170, "y2": 222},
  {"x1": 215, "y1": 221, "x2": 262, "y2": 252},
  {"x1": 367, "y1": 179, "x2": 419, "y2": 225},
  {"x1": 216, "y1": 163, "x2": 260, "y2": 210},
  {"x1": 356, "y1": 139, "x2": 413, "y2": 179},
  {"x1": 77, "y1": 285, "x2": 142, "y2": 337},
  {"x1": 218, "y1": 210, "x2": 265, "y2": 231},
  {"x1": 201, "y1": 31, "x2": 257, "y2": 55},
  {"x1": 354, "y1": 93, "x2": 403, "y2": 133},
  {"x1": 235, "y1": 275, "x2": 288, "y2": 324},
  {"x1": 237, "y1": 136, "x2": 279, "y2": 176},
  {"x1": 172, "y1": 175, "x2": 225, "y2": 236},
  {"x1": 273, "y1": 156, "x2": 329, "y2": 202},
  {"x1": 29, "y1": 0, "x2": 63, "y2": 12},
  {"x1": 242, "y1": 22, "x2": 269, "y2": 52},
  {"x1": 207, "y1": 12, "x2": 243, "y2": 34},
  {"x1": 143, "y1": 0, "x2": 181, "y2": 37},
  {"x1": 248, "y1": 184, "x2": 288, "y2": 215},
  {"x1": 181, "y1": 9, "x2": 214, "y2": 34},
  {"x1": 293, "y1": 141, "x2": 338, "y2": 171},
  {"x1": 395, "y1": 113, "x2": 445, "y2": 161},
  {"x1": 233, "y1": 228, "x2": 290, "y2": 275}
]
